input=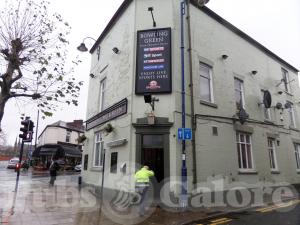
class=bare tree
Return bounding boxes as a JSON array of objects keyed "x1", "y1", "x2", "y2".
[
  {"x1": 0, "y1": 0, "x2": 83, "y2": 130},
  {"x1": 0, "y1": 130, "x2": 7, "y2": 145}
]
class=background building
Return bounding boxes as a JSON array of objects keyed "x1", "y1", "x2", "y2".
[
  {"x1": 34, "y1": 120, "x2": 84, "y2": 170},
  {"x1": 81, "y1": 0, "x2": 300, "y2": 195},
  {"x1": 38, "y1": 120, "x2": 84, "y2": 148}
]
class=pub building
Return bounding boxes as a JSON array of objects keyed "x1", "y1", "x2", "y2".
[{"x1": 81, "y1": 0, "x2": 300, "y2": 199}]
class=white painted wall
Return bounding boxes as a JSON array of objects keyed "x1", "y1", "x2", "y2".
[
  {"x1": 82, "y1": 0, "x2": 300, "y2": 193},
  {"x1": 38, "y1": 126, "x2": 82, "y2": 146}
]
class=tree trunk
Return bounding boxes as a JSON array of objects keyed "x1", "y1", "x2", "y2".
[{"x1": 0, "y1": 95, "x2": 10, "y2": 131}]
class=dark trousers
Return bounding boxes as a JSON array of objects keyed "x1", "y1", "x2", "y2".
[
  {"x1": 49, "y1": 176, "x2": 56, "y2": 186},
  {"x1": 136, "y1": 186, "x2": 149, "y2": 216}
]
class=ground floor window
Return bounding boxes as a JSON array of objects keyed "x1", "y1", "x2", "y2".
[
  {"x1": 268, "y1": 138, "x2": 278, "y2": 171},
  {"x1": 295, "y1": 144, "x2": 300, "y2": 170},
  {"x1": 93, "y1": 132, "x2": 104, "y2": 167},
  {"x1": 236, "y1": 132, "x2": 254, "y2": 170}
]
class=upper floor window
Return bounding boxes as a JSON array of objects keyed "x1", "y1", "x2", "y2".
[
  {"x1": 294, "y1": 144, "x2": 300, "y2": 170},
  {"x1": 99, "y1": 78, "x2": 106, "y2": 112},
  {"x1": 282, "y1": 68, "x2": 291, "y2": 93},
  {"x1": 261, "y1": 90, "x2": 271, "y2": 120},
  {"x1": 268, "y1": 138, "x2": 278, "y2": 171},
  {"x1": 234, "y1": 78, "x2": 245, "y2": 110},
  {"x1": 287, "y1": 101, "x2": 296, "y2": 128},
  {"x1": 93, "y1": 132, "x2": 104, "y2": 167},
  {"x1": 236, "y1": 132, "x2": 254, "y2": 170},
  {"x1": 199, "y1": 62, "x2": 214, "y2": 103},
  {"x1": 66, "y1": 130, "x2": 71, "y2": 143}
]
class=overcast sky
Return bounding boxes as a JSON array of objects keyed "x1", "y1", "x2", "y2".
[{"x1": 2, "y1": 0, "x2": 300, "y2": 145}]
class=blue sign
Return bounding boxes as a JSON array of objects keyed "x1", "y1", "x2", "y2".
[
  {"x1": 178, "y1": 128, "x2": 184, "y2": 140},
  {"x1": 184, "y1": 128, "x2": 192, "y2": 140},
  {"x1": 178, "y1": 128, "x2": 192, "y2": 140}
]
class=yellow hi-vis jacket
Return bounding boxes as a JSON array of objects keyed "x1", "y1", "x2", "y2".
[{"x1": 135, "y1": 168, "x2": 154, "y2": 185}]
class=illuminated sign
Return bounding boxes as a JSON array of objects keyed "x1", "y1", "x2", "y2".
[{"x1": 135, "y1": 28, "x2": 172, "y2": 94}]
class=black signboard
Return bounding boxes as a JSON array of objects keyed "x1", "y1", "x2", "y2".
[
  {"x1": 135, "y1": 28, "x2": 172, "y2": 94},
  {"x1": 86, "y1": 98, "x2": 127, "y2": 131}
]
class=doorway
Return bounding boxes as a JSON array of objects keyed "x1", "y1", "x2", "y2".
[
  {"x1": 141, "y1": 135, "x2": 164, "y2": 182},
  {"x1": 133, "y1": 117, "x2": 173, "y2": 185}
]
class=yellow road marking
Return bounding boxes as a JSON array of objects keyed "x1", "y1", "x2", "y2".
[
  {"x1": 256, "y1": 205, "x2": 278, "y2": 212},
  {"x1": 257, "y1": 200, "x2": 300, "y2": 213},
  {"x1": 211, "y1": 218, "x2": 229, "y2": 223},
  {"x1": 210, "y1": 218, "x2": 232, "y2": 225}
]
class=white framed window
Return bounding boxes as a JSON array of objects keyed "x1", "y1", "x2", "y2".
[
  {"x1": 282, "y1": 68, "x2": 291, "y2": 93},
  {"x1": 234, "y1": 78, "x2": 245, "y2": 110},
  {"x1": 268, "y1": 138, "x2": 278, "y2": 171},
  {"x1": 294, "y1": 144, "x2": 300, "y2": 171},
  {"x1": 99, "y1": 78, "x2": 106, "y2": 112},
  {"x1": 287, "y1": 101, "x2": 296, "y2": 128},
  {"x1": 66, "y1": 130, "x2": 71, "y2": 143},
  {"x1": 261, "y1": 90, "x2": 271, "y2": 120},
  {"x1": 236, "y1": 132, "x2": 254, "y2": 170},
  {"x1": 199, "y1": 62, "x2": 214, "y2": 103},
  {"x1": 93, "y1": 132, "x2": 104, "y2": 167}
]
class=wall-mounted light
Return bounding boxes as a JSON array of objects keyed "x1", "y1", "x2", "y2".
[
  {"x1": 144, "y1": 94, "x2": 159, "y2": 111},
  {"x1": 112, "y1": 47, "x2": 120, "y2": 54},
  {"x1": 221, "y1": 54, "x2": 228, "y2": 60},
  {"x1": 148, "y1": 7, "x2": 157, "y2": 27},
  {"x1": 277, "y1": 91, "x2": 283, "y2": 95},
  {"x1": 89, "y1": 73, "x2": 95, "y2": 78},
  {"x1": 251, "y1": 70, "x2": 258, "y2": 75},
  {"x1": 77, "y1": 37, "x2": 96, "y2": 52}
]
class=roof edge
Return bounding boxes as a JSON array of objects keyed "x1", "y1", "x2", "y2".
[
  {"x1": 90, "y1": 0, "x2": 133, "y2": 53},
  {"x1": 38, "y1": 125, "x2": 84, "y2": 140},
  {"x1": 190, "y1": 3, "x2": 299, "y2": 73}
]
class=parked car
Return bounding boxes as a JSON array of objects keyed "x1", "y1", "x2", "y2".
[
  {"x1": 74, "y1": 164, "x2": 81, "y2": 172},
  {"x1": 7, "y1": 157, "x2": 20, "y2": 169}
]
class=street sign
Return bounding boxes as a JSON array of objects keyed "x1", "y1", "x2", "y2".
[
  {"x1": 178, "y1": 128, "x2": 184, "y2": 140},
  {"x1": 178, "y1": 128, "x2": 192, "y2": 140},
  {"x1": 184, "y1": 128, "x2": 192, "y2": 140}
]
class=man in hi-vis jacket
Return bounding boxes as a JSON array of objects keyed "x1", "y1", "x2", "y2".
[{"x1": 135, "y1": 165, "x2": 155, "y2": 216}]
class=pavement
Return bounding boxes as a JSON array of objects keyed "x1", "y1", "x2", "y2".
[{"x1": 0, "y1": 162, "x2": 299, "y2": 225}]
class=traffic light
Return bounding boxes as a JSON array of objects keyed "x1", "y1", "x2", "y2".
[
  {"x1": 28, "y1": 120, "x2": 34, "y2": 132},
  {"x1": 19, "y1": 119, "x2": 34, "y2": 142},
  {"x1": 19, "y1": 119, "x2": 29, "y2": 139}
]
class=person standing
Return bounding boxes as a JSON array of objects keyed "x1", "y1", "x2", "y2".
[
  {"x1": 134, "y1": 165, "x2": 155, "y2": 216},
  {"x1": 49, "y1": 159, "x2": 59, "y2": 186}
]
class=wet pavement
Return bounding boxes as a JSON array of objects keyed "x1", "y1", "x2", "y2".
[
  {"x1": 0, "y1": 161, "x2": 208, "y2": 225},
  {"x1": 1, "y1": 161, "x2": 299, "y2": 225}
]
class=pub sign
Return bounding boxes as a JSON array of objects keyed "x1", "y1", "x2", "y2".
[{"x1": 135, "y1": 28, "x2": 172, "y2": 94}]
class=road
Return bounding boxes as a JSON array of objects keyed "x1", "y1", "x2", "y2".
[{"x1": 194, "y1": 200, "x2": 300, "y2": 225}]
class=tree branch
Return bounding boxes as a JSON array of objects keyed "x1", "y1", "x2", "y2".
[{"x1": 10, "y1": 92, "x2": 41, "y2": 99}]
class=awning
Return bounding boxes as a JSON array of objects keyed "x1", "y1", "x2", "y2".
[{"x1": 32, "y1": 144, "x2": 82, "y2": 158}]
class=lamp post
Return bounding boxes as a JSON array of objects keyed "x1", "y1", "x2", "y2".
[{"x1": 179, "y1": 0, "x2": 209, "y2": 209}]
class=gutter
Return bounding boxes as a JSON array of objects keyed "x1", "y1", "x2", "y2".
[{"x1": 186, "y1": 0, "x2": 198, "y2": 189}]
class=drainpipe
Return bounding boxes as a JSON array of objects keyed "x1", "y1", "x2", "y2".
[
  {"x1": 186, "y1": 0, "x2": 197, "y2": 188},
  {"x1": 180, "y1": 0, "x2": 188, "y2": 209}
]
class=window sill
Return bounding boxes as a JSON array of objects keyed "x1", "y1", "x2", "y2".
[
  {"x1": 200, "y1": 100, "x2": 218, "y2": 108},
  {"x1": 238, "y1": 169, "x2": 258, "y2": 175},
  {"x1": 90, "y1": 167, "x2": 103, "y2": 172},
  {"x1": 271, "y1": 170, "x2": 280, "y2": 174},
  {"x1": 289, "y1": 126, "x2": 300, "y2": 132}
]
